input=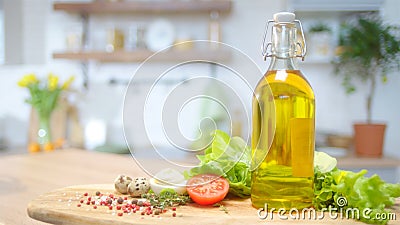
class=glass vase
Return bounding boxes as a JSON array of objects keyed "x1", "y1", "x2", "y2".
[{"x1": 37, "y1": 114, "x2": 53, "y2": 151}]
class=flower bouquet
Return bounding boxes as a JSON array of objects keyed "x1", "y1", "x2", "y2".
[{"x1": 18, "y1": 73, "x2": 74, "y2": 152}]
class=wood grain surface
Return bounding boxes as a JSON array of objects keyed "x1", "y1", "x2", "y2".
[
  {"x1": 1, "y1": 149, "x2": 399, "y2": 224},
  {"x1": 28, "y1": 184, "x2": 400, "y2": 225},
  {"x1": 0, "y1": 149, "x2": 138, "y2": 224}
]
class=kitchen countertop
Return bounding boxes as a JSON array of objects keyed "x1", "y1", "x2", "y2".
[
  {"x1": 0, "y1": 149, "x2": 399, "y2": 224},
  {"x1": 0, "y1": 149, "x2": 138, "y2": 224}
]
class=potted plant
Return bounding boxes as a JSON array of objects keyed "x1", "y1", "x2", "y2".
[{"x1": 334, "y1": 14, "x2": 400, "y2": 157}]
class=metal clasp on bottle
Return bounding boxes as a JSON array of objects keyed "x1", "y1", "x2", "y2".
[{"x1": 261, "y1": 19, "x2": 307, "y2": 61}]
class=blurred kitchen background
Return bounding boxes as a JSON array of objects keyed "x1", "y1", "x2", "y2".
[{"x1": 0, "y1": 0, "x2": 399, "y2": 181}]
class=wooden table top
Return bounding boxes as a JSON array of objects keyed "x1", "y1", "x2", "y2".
[
  {"x1": 0, "y1": 149, "x2": 399, "y2": 225},
  {"x1": 0, "y1": 149, "x2": 138, "y2": 225}
]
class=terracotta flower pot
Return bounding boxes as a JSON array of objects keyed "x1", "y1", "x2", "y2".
[{"x1": 353, "y1": 123, "x2": 386, "y2": 157}]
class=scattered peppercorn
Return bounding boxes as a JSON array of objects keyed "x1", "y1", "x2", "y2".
[
  {"x1": 117, "y1": 197, "x2": 124, "y2": 204},
  {"x1": 107, "y1": 199, "x2": 113, "y2": 205},
  {"x1": 72, "y1": 188, "x2": 185, "y2": 219},
  {"x1": 154, "y1": 209, "x2": 161, "y2": 215}
]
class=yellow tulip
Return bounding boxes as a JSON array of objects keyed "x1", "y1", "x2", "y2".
[
  {"x1": 47, "y1": 73, "x2": 59, "y2": 91},
  {"x1": 18, "y1": 73, "x2": 38, "y2": 87},
  {"x1": 61, "y1": 76, "x2": 75, "y2": 90}
]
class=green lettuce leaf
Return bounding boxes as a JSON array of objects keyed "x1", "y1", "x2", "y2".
[
  {"x1": 314, "y1": 153, "x2": 400, "y2": 225},
  {"x1": 185, "y1": 130, "x2": 251, "y2": 198}
]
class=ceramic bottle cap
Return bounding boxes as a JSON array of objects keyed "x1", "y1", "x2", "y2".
[{"x1": 273, "y1": 12, "x2": 295, "y2": 23}]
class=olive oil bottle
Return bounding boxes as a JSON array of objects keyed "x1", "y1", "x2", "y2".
[{"x1": 251, "y1": 12, "x2": 315, "y2": 210}]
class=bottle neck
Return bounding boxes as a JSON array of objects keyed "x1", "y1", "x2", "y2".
[
  {"x1": 268, "y1": 23, "x2": 298, "y2": 71},
  {"x1": 268, "y1": 57, "x2": 298, "y2": 71}
]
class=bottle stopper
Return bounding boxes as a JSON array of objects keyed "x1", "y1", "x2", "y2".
[{"x1": 273, "y1": 12, "x2": 295, "y2": 23}]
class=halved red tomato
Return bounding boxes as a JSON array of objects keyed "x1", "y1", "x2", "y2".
[{"x1": 186, "y1": 174, "x2": 229, "y2": 206}]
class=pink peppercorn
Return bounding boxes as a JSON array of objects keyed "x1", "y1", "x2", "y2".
[{"x1": 172, "y1": 212, "x2": 176, "y2": 217}]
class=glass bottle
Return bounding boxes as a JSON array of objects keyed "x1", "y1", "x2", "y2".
[{"x1": 251, "y1": 12, "x2": 315, "y2": 210}]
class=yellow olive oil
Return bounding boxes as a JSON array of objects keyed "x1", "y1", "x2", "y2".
[
  {"x1": 251, "y1": 69, "x2": 315, "y2": 210},
  {"x1": 251, "y1": 69, "x2": 315, "y2": 209}
]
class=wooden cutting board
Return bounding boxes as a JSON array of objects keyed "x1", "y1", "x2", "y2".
[{"x1": 27, "y1": 184, "x2": 400, "y2": 225}]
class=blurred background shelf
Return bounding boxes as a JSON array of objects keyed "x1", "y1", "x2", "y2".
[
  {"x1": 52, "y1": 49, "x2": 231, "y2": 63},
  {"x1": 53, "y1": 1, "x2": 232, "y2": 14},
  {"x1": 337, "y1": 155, "x2": 400, "y2": 168}
]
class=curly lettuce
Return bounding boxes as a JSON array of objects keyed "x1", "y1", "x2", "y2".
[
  {"x1": 184, "y1": 130, "x2": 251, "y2": 198},
  {"x1": 314, "y1": 152, "x2": 400, "y2": 225}
]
